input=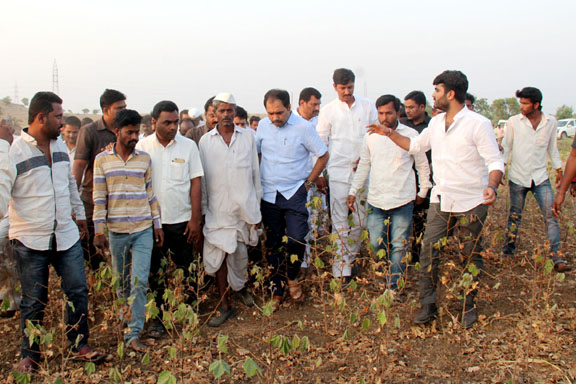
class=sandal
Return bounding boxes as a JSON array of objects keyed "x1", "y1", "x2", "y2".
[
  {"x1": 14, "y1": 357, "x2": 37, "y2": 373},
  {"x1": 71, "y1": 345, "x2": 106, "y2": 363},
  {"x1": 271, "y1": 295, "x2": 283, "y2": 312},
  {"x1": 287, "y1": 279, "x2": 304, "y2": 301}
]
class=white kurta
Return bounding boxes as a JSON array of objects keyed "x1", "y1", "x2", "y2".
[{"x1": 199, "y1": 126, "x2": 262, "y2": 290}]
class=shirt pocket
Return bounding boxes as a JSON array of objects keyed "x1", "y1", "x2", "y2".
[
  {"x1": 169, "y1": 161, "x2": 188, "y2": 181},
  {"x1": 535, "y1": 129, "x2": 549, "y2": 148}
]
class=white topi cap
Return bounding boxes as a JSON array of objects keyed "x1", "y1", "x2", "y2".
[
  {"x1": 188, "y1": 107, "x2": 203, "y2": 118},
  {"x1": 214, "y1": 92, "x2": 236, "y2": 105}
]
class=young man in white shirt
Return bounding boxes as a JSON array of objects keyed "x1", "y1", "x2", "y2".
[
  {"x1": 368, "y1": 71, "x2": 504, "y2": 328},
  {"x1": 136, "y1": 101, "x2": 204, "y2": 337},
  {"x1": 199, "y1": 93, "x2": 262, "y2": 326},
  {"x1": 316, "y1": 68, "x2": 378, "y2": 283},
  {"x1": 10, "y1": 92, "x2": 103, "y2": 371},
  {"x1": 501, "y1": 87, "x2": 568, "y2": 271},
  {"x1": 347, "y1": 95, "x2": 430, "y2": 294}
]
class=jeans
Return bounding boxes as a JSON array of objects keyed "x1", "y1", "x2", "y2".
[
  {"x1": 13, "y1": 240, "x2": 89, "y2": 362},
  {"x1": 109, "y1": 227, "x2": 153, "y2": 344},
  {"x1": 366, "y1": 202, "x2": 413, "y2": 291},
  {"x1": 261, "y1": 183, "x2": 309, "y2": 297},
  {"x1": 503, "y1": 179, "x2": 562, "y2": 263},
  {"x1": 419, "y1": 203, "x2": 487, "y2": 305}
]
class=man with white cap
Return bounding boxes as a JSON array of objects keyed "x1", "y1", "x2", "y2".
[{"x1": 199, "y1": 92, "x2": 262, "y2": 327}]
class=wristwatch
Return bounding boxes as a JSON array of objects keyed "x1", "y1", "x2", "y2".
[{"x1": 305, "y1": 179, "x2": 315, "y2": 189}]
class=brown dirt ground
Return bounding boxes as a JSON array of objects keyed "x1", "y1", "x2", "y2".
[{"x1": 3, "y1": 144, "x2": 576, "y2": 383}]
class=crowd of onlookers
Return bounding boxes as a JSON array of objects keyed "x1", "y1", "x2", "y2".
[{"x1": 1, "y1": 67, "x2": 574, "y2": 373}]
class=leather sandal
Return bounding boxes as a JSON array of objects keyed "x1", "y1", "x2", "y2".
[{"x1": 287, "y1": 279, "x2": 304, "y2": 301}]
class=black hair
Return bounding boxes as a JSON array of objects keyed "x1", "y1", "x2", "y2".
[
  {"x1": 64, "y1": 115, "x2": 81, "y2": 128},
  {"x1": 180, "y1": 117, "x2": 194, "y2": 125},
  {"x1": 204, "y1": 96, "x2": 215, "y2": 112},
  {"x1": 465, "y1": 93, "x2": 475, "y2": 104},
  {"x1": 249, "y1": 116, "x2": 260, "y2": 124},
  {"x1": 99, "y1": 89, "x2": 126, "y2": 110},
  {"x1": 299, "y1": 87, "x2": 322, "y2": 103},
  {"x1": 263, "y1": 89, "x2": 290, "y2": 108},
  {"x1": 333, "y1": 68, "x2": 355, "y2": 85},
  {"x1": 375, "y1": 94, "x2": 401, "y2": 112},
  {"x1": 235, "y1": 106, "x2": 248, "y2": 120},
  {"x1": 516, "y1": 87, "x2": 543, "y2": 110},
  {"x1": 179, "y1": 109, "x2": 189, "y2": 119},
  {"x1": 114, "y1": 109, "x2": 142, "y2": 129},
  {"x1": 432, "y1": 70, "x2": 468, "y2": 103},
  {"x1": 142, "y1": 115, "x2": 152, "y2": 125},
  {"x1": 404, "y1": 90, "x2": 426, "y2": 106},
  {"x1": 151, "y1": 100, "x2": 179, "y2": 120},
  {"x1": 28, "y1": 91, "x2": 63, "y2": 124},
  {"x1": 81, "y1": 117, "x2": 93, "y2": 126}
]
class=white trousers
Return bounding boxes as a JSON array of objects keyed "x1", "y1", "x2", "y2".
[
  {"x1": 329, "y1": 180, "x2": 367, "y2": 277},
  {"x1": 203, "y1": 240, "x2": 248, "y2": 292}
]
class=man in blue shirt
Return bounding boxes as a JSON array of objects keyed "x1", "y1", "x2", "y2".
[{"x1": 256, "y1": 89, "x2": 329, "y2": 310}]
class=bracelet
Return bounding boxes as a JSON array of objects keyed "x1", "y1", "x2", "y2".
[{"x1": 487, "y1": 185, "x2": 498, "y2": 195}]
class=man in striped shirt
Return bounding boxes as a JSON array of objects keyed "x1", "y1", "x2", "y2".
[{"x1": 93, "y1": 109, "x2": 164, "y2": 352}]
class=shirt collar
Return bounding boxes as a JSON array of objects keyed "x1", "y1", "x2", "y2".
[
  {"x1": 209, "y1": 125, "x2": 244, "y2": 136},
  {"x1": 96, "y1": 118, "x2": 110, "y2": 131},
  {"x1": 21, "y1": 128, "x2": 56, "y2": 147},
  {"x1": 519, "y1": 112, "x2": 549, "y2": 125},
  {"x1": 153, "y1": 132, "x2": 177, "y2": 147}
]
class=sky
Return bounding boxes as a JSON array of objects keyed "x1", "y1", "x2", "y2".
[{"x1": 1, "y1": 0, "x2": 575, "y2": 117}]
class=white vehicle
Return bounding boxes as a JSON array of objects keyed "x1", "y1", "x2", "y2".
[{"x1": 557, "y1": 118, "x2": 576, "y2": 139}]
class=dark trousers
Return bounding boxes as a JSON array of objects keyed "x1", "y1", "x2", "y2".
[
  {"x1": 82, "y1": 199, "x2": 104, "y2": 270},
  {"x1": 411, "y1": 194, "x2": 430, "y2": 263},
  {"x1": 419, "y1": 203, "x2": 487, "y2": 305},
  {"x1": 149, "y1": 222, "x2": 196, "y2": 310},
  {"x1": 13, "y1": 240, "x2": 89, "y2": 361},
  {"x1": 261, "y1": 184, "x2": 309, "y2": 297}
]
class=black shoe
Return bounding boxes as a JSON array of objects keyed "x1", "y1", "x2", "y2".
[
  {"x1": 235, "y1": 288, "x2": 254, "y2": 307},
  {"x1": 463, "y1": 307, "x2": 478, "y2": 329},
  {"x1": 413, "y1": 303, "x2": 438, "y2": 324},
  {"x1": 147, "y1": 318, "x2": 165, "y2": 339},
  {"x1": 208, "y1": 307, "x2": 235, "y2": 327}
]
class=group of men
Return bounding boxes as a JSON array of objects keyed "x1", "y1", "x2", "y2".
[{"x1": 0, "y1": 68, "x2": 572, "y2": 372}]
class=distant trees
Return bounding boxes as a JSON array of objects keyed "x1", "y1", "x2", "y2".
[
  {"x1": 82, "y1": 108, "x2": 90, "y2": 114},
  {"x1": 21, "y1": 97, "x2": 29, "y2": 107},
  {"x1": 92, "y1": 109, "x2": 99, "y2": 115},
  {"x1": 2, "y1": 96, "x2": 11, "y2": 106},
  {"x1": 556, "y1": 105, "x2": 574, "y2": 120},
  {"x1": 490, "y1": 98, "x2": 520, "y2": 124}
]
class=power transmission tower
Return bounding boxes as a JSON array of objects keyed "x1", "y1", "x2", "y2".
[{"x1": 52, "y1": 59, "x2": 60, "y2": 95}]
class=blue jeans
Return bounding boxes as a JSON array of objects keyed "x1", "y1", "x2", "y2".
[
  {"x1": 366, "y1": 202, "x2": 413, "y2": 291},
  {"x1": 504, "y1": 179, "x2": 562, "y2": 263},
  {"x1": 109, "y1": 227, "x2": 153, "y2": 343},
  {"x1": 13, "y1": 240, "x2": 89, "y2": 362}
]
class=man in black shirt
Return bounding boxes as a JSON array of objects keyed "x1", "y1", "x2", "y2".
[{"x1": 400, "y1": 91, "x2": 431, "y2": 263}]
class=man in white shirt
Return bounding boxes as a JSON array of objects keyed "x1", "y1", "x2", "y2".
[
  {"x1": 347, "y1": 95, "x2": 430, "y2": 294},
  {"x1": 368, "y1": 71, "x2": 504, "y2": 328},
  {"x1": 501, "y1": 87, "x2": 568, "y2": 271},
  {"x1": 316, "y1": 68, "x2": 378, "y2": 282},
  {"x1": 200, "y1": 93, "x2": 261, "y2": 326},
  {"x1": 136, "y1": 100, "x2": 204, "y2": 337},
  {"x1": 62, "y1": 116, "x2": 81, "y2": 160},
  {"x1": 10, "y1": 92, "x2": 103, "y2": 370}
]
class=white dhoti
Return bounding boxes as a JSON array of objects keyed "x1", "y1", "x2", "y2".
[
  {"x1": 329, "y1": 180, "x2": 367, "y2": 277},
  {"x1": 203, "y1": 225, "x2": 258, "y2": 292}
]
